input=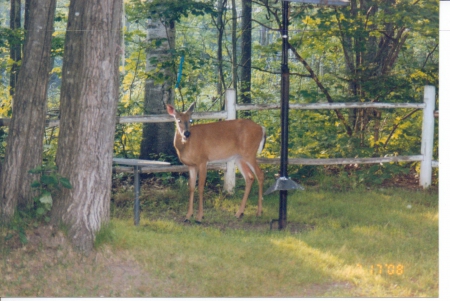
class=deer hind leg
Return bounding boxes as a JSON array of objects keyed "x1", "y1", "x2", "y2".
[
  {"x1": 235, "y1": 159, "x2": 255, "y2": 218},
  {"x1": 195, "y1": 162, "x2": 207, "y2": 223},
  {"x1": 186, "y1": 166, "x2": 198, "y2": 222}
]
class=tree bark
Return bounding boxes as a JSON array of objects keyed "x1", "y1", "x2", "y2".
[
  {"x1": 216, "y1": 0, "x2": 226, "y2": 105},
  {"x1": 240, "y1": 0, "x2": 252, "y2": 117},
  {"x1": 0, "y1": 0, "x2": 56, "y2": 220},
  {"x1": 139, "y1": 15, "x2": 176, "y2": 160},
  {"x1": 51, "y1": 0, "x2": 122, "y2": 254},
  {"x1": 231, "y1": 0, "x2": 238, "y2": 92},
  {"x1": 24, "y1": 0, "x2": 31, "y2": 31},
  {"x1": 9, "y1": 0, "x2": 21, "y2": 96}
]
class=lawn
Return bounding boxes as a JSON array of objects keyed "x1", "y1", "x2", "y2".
[{"x1": 0, "y1": 181, "x2": 439, "y2": 297}]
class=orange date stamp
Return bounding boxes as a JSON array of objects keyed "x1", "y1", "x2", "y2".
[{"x1": 357, "y1": 264, "x2": 404, "y2": 276}]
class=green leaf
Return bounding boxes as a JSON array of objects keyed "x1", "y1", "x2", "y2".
[
  {"x1": 31, "y1": 180, "x2": 41, "y2": 188},
  {"x1": 36, "y1": 207, "x2": 46, "y2": 216},
  {"x1": 28, "y1": 166, "x2": 43, "y2": 174},
  {"x1": 60, "y1": 177, "x2": 72, "y2": 189},
  {"x1": 41, "y1": 175, "x2": 58, "y2": 186},
  {"x1": 39, "y1": 191, "x2": 53, "y2": 205}
]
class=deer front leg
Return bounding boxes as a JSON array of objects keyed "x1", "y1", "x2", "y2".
[
  {"x1": 186, "y1": 166, "x2": 197, "y2": 222},
  {"x1": 196, "y1": 162, "x2": 207, "y2": 223}
]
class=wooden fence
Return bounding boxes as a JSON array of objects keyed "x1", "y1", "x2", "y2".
[
  {"x1": 0, "y1": 86, "x2": 438, "y2": 189},
  {"x1": 114, "y1": 86, "x2": 438, "y2": 190}
]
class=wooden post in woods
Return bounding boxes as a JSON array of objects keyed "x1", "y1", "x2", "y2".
[
  {"x1": 419, "y1": 85, "x2": 436, "y2": 189},
  {"x1": 224, "y1": 89, "x2": 237, "y2": 194}
]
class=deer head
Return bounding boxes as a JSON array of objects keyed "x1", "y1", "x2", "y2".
[{"x1": 166, "y1": 102, "x2": 195, "y2": 141}]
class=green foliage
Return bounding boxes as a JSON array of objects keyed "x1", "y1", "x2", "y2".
[
  {"x1": 1, "y1": 161, "x2": 74, "y2": 248},
  {"x1": 355, "y1": 163, "x2": 410, "y2": 185},
  {"x1": 28, "y1": 163, "x2": 72, "y2": 222},
  {"x1": 63, "y1": 1, "x2": 442, "y2": 187},
  {"x1": 51, "y1": 33, "x2": 65, "y2": 57},
  {"x1": 127, "y1": 0, "x2": 216, "y2": 24},
  {"x1": 0, "y1": 26, "x2": 24, "y2": 49},
  {"x1": 0, "y1": 0, "x2": 439, "y2": 188},
  {"x1": 249, "y1": 0, "x2": 438, "y2": 186},
  {"x1": 2, "y1": 212, "x2": 28, "y2": 246}
]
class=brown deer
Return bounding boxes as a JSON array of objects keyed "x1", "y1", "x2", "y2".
[{"x1": 166, "y1": 102, "x2": 265, "y2": 223}]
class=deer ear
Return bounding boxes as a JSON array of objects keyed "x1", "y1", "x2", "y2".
[
  {"x1": 186, "y1": 102, "x2": 196, "y2": 114},
  {"x1": 166, "y1": 104, "x2": 176, "y2": 116}
]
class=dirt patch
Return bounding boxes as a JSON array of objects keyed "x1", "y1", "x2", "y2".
[
  {"x1": 300, "y1": 282, "x2": 355, "y2": 297},
  {"x1": 0, "y1": 225, "x2": 180, "y2": 297}
]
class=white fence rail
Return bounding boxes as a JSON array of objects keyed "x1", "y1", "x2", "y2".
[{"x1": 114, "y1": 85, "x2": 438, "y2": 190}]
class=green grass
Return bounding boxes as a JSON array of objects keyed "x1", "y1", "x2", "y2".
[
  {"x1": 1, "y1": 181, "x2": 438, "y2": 297},
  {"x1": 105, "y1": 184, "x2": 438, "y2": 297}
]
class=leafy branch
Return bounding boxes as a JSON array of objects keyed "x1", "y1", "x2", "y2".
[
  {"x1": 29, "y1": 164, "x2": 72, "y2": 221},
  {"x1": 383, "y1": 109, "x2": 421, "y2": 149}
]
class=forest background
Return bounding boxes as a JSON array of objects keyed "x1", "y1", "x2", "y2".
[
  {"x1": 0, "y1": 0, "x2": 439, "y2": 179},
  {"x1": 0, "y1": 0, "x2": 440, "y2": 252}
]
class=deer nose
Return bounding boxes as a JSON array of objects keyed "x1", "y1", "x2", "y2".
[{"x1": 184, "y1": 131, "x2": 191, "y2": 138}]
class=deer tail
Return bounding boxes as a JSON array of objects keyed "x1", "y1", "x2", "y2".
[{"x1": 258, "y1": 126, "x2": 266, "y2": 154}]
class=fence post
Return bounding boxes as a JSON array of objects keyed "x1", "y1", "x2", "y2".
[
  {"x1": 419, "y1": 85, "x2": 436, "y2": 189},
  {"x1": 224, "y1": 89, "x2": 236, "y2": 194}
]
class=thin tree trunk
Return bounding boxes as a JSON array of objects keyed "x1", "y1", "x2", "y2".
[
  {"x1": 0, "y1": 0, "x2": 56, "y2": 220},
  {"x1": 52, "y1": 0, "x2": 122, "y2": 254},
  {"x1": 240, "y1": 0, "x2": 252, "y2": 117},
  {"x1": 9, "y1": 0, "x2": 21, "y2": 96},
  {"x1": 24, "y1": 0, "x2": 31, "y2": 31},
  {"x1": 231, "y1": 0, "x2": 237, "y2": 92},
  {"x1": 216, "y1": 0, "x2": 225, "y2": 104}
]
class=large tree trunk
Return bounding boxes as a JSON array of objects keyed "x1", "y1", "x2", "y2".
[
  {"x1": 139, "y1": 17, "x2": 176, "y2": 160},
  {"x1": 240, "y1": 0, "x2": 252, "y2": 117},
  {"x1": 9, "y1": 0, "x2": 21, "y2": 96},
  {"x1": 0, "y1": 0, "x2": 56, "y2": 220},
  {"x1": 51, "y1": 0, "x2": 122, "y2": 254}
]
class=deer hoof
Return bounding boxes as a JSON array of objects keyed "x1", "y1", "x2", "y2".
[
  {"x1": 195, "y1": 220, "x2": 202, "y2": 224},
  {"x1": 235, "y1": 212, "x2": 244, "y2": 219},
  {"x1": 184, "y1": 219, "x2": 190, "y2": 223}
]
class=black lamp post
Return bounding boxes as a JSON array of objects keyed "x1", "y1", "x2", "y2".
[{"x1": 265, "y1": 0, "x2": 350, "y2": 230}]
